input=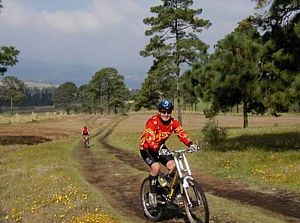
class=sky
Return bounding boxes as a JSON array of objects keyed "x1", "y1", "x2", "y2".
[{"x1": 0, "y1": 0, "x2": 257, "y2": 88}]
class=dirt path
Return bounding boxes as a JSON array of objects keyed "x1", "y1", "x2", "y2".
[{"x1": 77, "y1": 126, "x2": 300, "y2": 223}]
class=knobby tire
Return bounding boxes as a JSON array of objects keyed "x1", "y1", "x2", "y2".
[
  {"x1": 183, "y1": 179, "x2": 209, "y2": 223},
  {"x1": 140, "y1": 177, "x2": 165, "y2": 221}
]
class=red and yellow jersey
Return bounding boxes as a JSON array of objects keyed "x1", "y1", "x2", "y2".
[{"x1": 139, "y1": 114, "x2": 191, "y2": 152}]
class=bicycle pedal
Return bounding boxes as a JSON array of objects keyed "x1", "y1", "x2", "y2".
[{"x1": 157, "y1": 200, "x2": 166, "y2": 205}]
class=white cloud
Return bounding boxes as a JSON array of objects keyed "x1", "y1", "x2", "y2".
[
  {"x1": 0, "y1": 0, "x2": 143, "y2": 34},
  {"x1": 0, "y1": 0, "x2": 257, "y2": 88},
  {"x1": 0, "y1": 1, "x2": 30, "y2": 27},
  {"x1": 40, "y1": 10, "x2": 104, "y2": 33}
]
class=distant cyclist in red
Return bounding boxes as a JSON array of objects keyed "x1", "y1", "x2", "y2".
[
  {"x1": 139, "y1": 99, "x2": 199, "y2": 207},
  {"x1": 82, "y1": 126, "x2": 90, "y2": 147}
]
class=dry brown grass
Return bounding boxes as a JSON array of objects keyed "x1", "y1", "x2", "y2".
[
  {"x1": 0, "y1": 113, "x2": 119, "y2": 223},
  {"x1": 122, "y1": 112, "x2": 300, "y2": 132},
  {"x1": 0, "y1": 114, "x2": 113, "y2": 140}
]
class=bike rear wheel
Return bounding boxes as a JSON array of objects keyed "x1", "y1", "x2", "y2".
[
  {"x1": 140, "y1": 177, "x2": 165, "y2": 221},
  {"x1": 183, "y1": 179, "x2": 209, "y2": 223}
]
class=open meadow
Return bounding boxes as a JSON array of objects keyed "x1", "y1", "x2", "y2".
[
  {"x1": 0, "y1": 111, "x2": 299, "y2": 223},
  {"x1": 107, "y1": 112, "x2": 300, "y2": 222},
  {"x1": 0, "y1": 113, "x2": 119, "y2": 223}
]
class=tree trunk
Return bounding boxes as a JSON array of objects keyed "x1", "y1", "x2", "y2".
[
  {"x1": 243, "y1": 101, "x2": 248, "y2": 128},
  {"x1": 175, "y1": 19, "x2": 183, "y2": 125},
  {"x1": 107, "y1": 90, "x2": 111, "y2": 115},
  {"x1": 93, "y1": 100, "x2": 96, "y2": 115},
  {"x1": 10, "y1": 97, "x2": 13, "y2": 115},
  {"x1": 176, "y1": 75, "x2": 182, "y2": 125}
]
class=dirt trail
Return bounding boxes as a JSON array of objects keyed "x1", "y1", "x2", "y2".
[{"x1": 77, "y1": 125, "x2": 300, "y2": 223}]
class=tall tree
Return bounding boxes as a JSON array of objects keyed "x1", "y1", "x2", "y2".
[
  {"x1": 253, "y1": 0, "x2": 300, "y2": 113},
  {"x1": 0, "y1": 1, "x2": 20, "y2": 75},
  {"x1": 107, "y1": 71, "x2": 129, "y2": 114},
  {"x1": 0, "y1": 46, "x2": 20, "y2": 75},
  {"x1": 193, "y1": 19, "x2": 265, "y2": 128},
  {"x1": 78, "y1": 84, "x2": 94, "y2": 114},
  {"x1": 180, "y1": 70, "x2": 199, "y2": 111},
  {"x1": 141, "y1": 0, "x2": 211, "y2": 124},
  {"x1": 52, "y1": 82, "x2": 78, "y2": 114},
  {"x1": 0, "y1": 76, "x2": 26, "y2": 114},
  {"x1": 88, "y1": 67, "x2": 128, "y2": 114},
  {"x1": 135, "y1": 60, "x2": 176, "y2": 110}
]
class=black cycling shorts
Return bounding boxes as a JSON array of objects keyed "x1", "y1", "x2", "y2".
[{"x1": 140, "y1": 145, "x2": 173, "y2": 167}]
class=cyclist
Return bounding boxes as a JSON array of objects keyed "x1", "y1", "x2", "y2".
[
  {"x1": 82, "y1": 125, "x2": 90, "y2": 147},
  {"x1": 139, "y1": 99, "x2": 199, "y2": 207}
]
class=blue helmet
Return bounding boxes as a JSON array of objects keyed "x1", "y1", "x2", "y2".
[{"x1": 158, "y1": 99, "x2": 174, "y2": 111}]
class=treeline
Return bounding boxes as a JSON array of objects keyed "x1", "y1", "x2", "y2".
[
  {"x1": 0, "y1": 86, "x2": 55, "y2": 107},
  {"x1": 0, "y1": 68, "x2": 136, "y2": 115},
  {"x1": 52, "y1": 67, "x2": 131, "y2": 115},
  {"x1": 1, "y1": 0, "x2": 299, "y2": 125},
  {"x1": 133, "y1": 0, "x2": 300, "y2": 127}
]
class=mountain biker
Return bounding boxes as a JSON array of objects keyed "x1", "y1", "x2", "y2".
[
  {"x1": 82, "y1": 125, "x2": 90, "y2": 146},
  {"x1": 139, "y1": 99, "x2": 199, "y2": 207}
]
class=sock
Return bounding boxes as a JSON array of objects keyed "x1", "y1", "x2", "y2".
[{"x1": 149, "y1": 174, "x2": 158, "y2": 194}]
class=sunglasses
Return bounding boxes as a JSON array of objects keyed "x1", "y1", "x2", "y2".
[{"x1": 160, "y1": 110, "x2": 172, "y2": 115}]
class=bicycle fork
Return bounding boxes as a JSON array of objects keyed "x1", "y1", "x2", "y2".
[{"x1": 174, "y1": 152, "x2": 194, "y2": 208}]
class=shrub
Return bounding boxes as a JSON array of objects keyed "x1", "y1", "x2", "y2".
[
  {"x1": 202, "y1": 119, "x2": 227, "y2": 145},
  {"x1": 203, "y1": 108, "x2": 218, "y2": 119}
]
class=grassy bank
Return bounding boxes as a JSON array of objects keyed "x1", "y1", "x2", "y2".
[
  {"x1": 108, "y1": 112, "x2": 300, "y2": 191},
  {"x1": 1, "y1": 112, "x2": 299, "y2": 222},
  {"x1": 107, "y1": 112, "x2": 300, "y2": 222},
  {"x1": 0, "y1": 114, "x2": 118, "y2": 223}
]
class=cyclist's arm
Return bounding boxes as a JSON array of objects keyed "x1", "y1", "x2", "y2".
[
  {"x1": 140, "y1": 121, "x2": 159, "y2": 150},
  {"x1": 173, "y1": 121, "x2": 192, "y2": 146}
]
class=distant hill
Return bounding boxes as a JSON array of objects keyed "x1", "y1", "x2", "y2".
[
  {"x1": 24, "y1": 81, "x2": 58, "y2": 89},
  {"x1": 0, "y1": 80, "x2": 57, "y2": 90},
  {"x1": 8, "y1": 58, "x2": 145, "y2": 89}
]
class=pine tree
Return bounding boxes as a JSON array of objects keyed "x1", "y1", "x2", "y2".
[{"x1": 141, "y1": 0, "x2": 210, "y2": 123}]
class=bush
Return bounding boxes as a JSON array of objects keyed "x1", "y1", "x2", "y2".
[
  {"x1": 202, "y1": 119, "x2": 227, "y2": 145},
  {"x1": 203, "y1": 108, "x2": 218, "y2": 119}
]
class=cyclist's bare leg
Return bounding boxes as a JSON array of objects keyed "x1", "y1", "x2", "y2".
[
  {"x1": 166, "y1": 160, "x2": 176, "y2": 172},
  {"x1": 150, "y1": 162, "x2": 160, "y2": 176},
  {"x1": 148, "y1": 162, "x2": 161, "y2": 207}
]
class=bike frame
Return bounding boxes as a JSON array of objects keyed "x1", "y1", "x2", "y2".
[
  {"x1": 160, "y1": 149, "x2": 194, "y2": 205},
  {"x1": 142, "y1": 147, "x2": 209, "y2": 222}
]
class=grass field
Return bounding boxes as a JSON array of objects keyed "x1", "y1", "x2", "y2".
[
  {"x1": 1, "y1": 112, "x2": 299, "y2": 223},
  {"x1": 108, "y1": 112, "x2": 300, "y2": 191},
  {"x1": 0, "y1": 114, "x2": 119, "y2": 223},
  {"x1": 107, "y1": 112, "x2": 300, "y2": 222}
]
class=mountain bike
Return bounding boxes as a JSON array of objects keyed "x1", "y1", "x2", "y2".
[
  {"x1": 83, "y1": 135, "x2": 90, "y2": 148},
  {"x1": 140, "y1": 147, "x2": 209, "y2": 222}
]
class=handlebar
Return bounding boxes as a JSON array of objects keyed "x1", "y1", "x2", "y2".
[{"x1": 158, "y1": 146, "x2": 197, "y2": 156}]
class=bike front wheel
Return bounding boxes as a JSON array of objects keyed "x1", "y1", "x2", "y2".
[
  {"x1": 140, "y1": 177, "x2": 165, "y2": 221},
  {"x1": 183, "y1": 179, "x2": 209, "y2": 223},
  {"x1": 83, "y1": 137, "x2": 89, "y2": 148}
]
